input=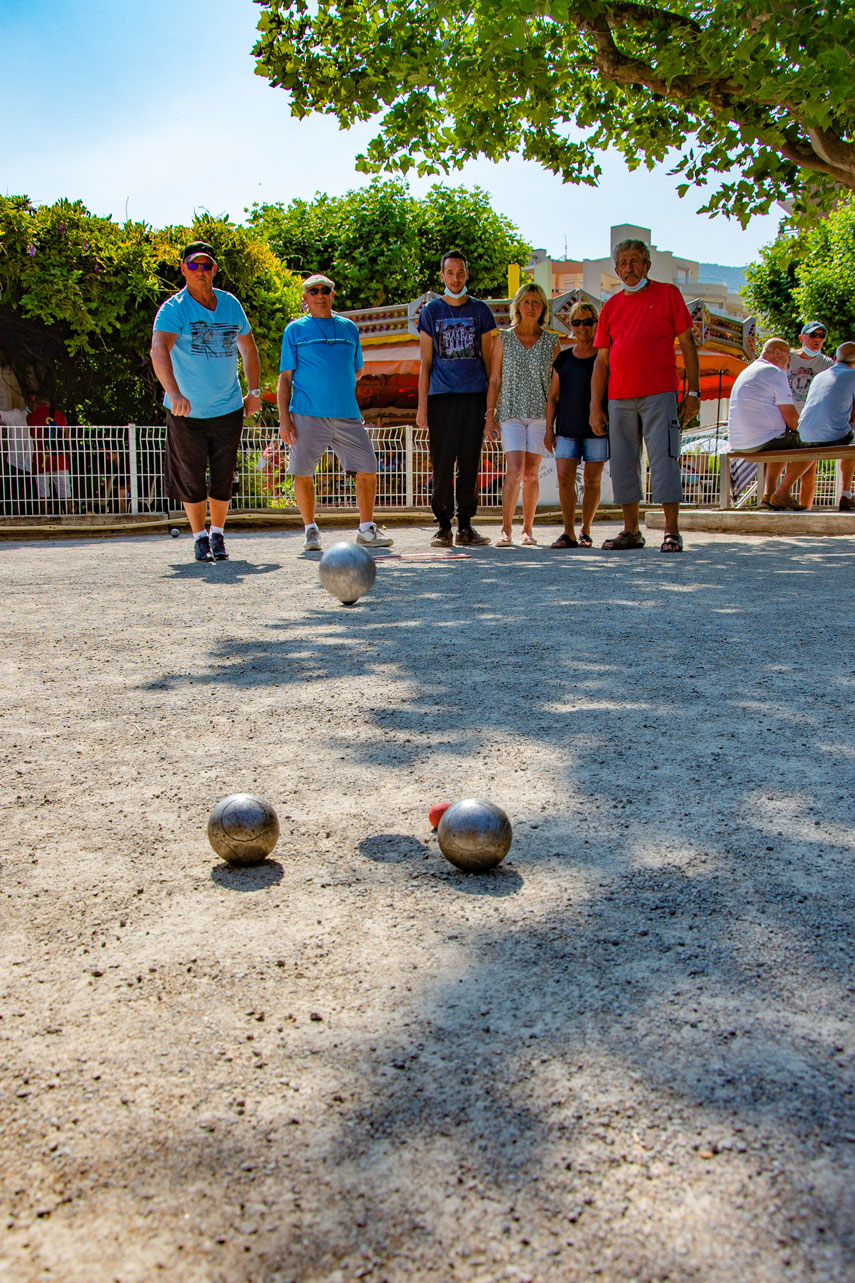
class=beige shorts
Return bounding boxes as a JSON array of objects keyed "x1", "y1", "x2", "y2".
[{"x1": 288, "y1": 415, "x2": 377, "y2": 476}]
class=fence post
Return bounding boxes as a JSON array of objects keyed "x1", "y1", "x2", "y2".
[
  {"x1": 405, "y1": 423, "x2": 414, "y2": 508},
  {"x1": 128, "y1": 425, "x2": 139, "y2": 514}
]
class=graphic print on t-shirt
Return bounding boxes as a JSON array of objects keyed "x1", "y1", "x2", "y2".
[
  {"x1": 189, "y1": 321, "x2": 240, "y2": 360},
  {"x1": 436, "y1": 316, "x2": 479, "y2": 360}
]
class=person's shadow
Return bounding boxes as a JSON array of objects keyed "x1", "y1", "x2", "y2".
[{"x1": 165, "y1": 560, "x2": 281, "y2": 582}]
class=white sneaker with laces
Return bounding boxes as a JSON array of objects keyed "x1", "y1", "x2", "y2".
[
  {"x1": 356, "y1": 523, "x2": 394, "y2": 547},
  {"x1": 303, "y1": 525, "x2": 322, "y2": 552}
]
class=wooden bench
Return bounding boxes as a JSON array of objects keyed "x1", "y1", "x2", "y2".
[{"x1": 721, "y1": 445, "x2": 855, "y2": 509}]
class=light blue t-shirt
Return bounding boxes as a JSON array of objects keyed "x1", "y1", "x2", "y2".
[
  {"x1": 798, "y1": 363, "x2": 855, "y2": 442},
  {"x1": 279, "y1": 314, "x2": 363, "y2": 418},
  {"x1": 153, "y1": 287, "x2": 251, "y2": 418}
]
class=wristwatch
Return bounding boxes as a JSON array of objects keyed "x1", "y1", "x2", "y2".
[
  {"x1": 248, "y1": 387, "x2": 261, "y2": 397},
  {"x1": 686, "y1": 390, "x2": 700, "y2": 398}
]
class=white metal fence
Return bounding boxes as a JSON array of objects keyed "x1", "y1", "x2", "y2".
[{"x1": 0, "y1": 423, "x2": 845, "y2": 518}]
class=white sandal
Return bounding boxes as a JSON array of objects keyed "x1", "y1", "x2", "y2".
[
  {"x1": 496, "y1": 531, "x2": 514, "y2": 547},
  {"x1": 520, "y1": 532, "x2": 538, "y2": 546}
]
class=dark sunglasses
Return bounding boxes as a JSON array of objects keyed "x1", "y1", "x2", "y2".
[
  {"x1": 806, "y1": 330, "x2": 826, "y2": 338},
  {"x1": 186, "y1": 260, "x2": 215, "y2": 271},
  {"x1": 307, "y1": 286, "x2": 332, "y2": 296},
  {"x1": 571, "y1": 318, "x2": 596, "y2": 327}
]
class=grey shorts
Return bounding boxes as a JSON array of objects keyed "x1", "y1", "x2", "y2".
[
  {"x1": 608, "y1": 392, "x2": 682, "y2": 504},
  {"x1": 288, "y1": 415, "x2": 377, "y2": 476}
]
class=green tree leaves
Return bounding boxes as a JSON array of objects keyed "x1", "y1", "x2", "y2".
[
  {"x1": 743, "y1": 196, "x2": 855, "y2": 348},
  {"x1": 246, "y1": 179, "x2": 531, "y2": 308},
  {"x1": 252, "y1": 0, "x2": 855, "y2": 224}
]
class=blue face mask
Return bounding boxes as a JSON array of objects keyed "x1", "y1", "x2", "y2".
[
  {"x1": 622, "y1": 276, "x2": 649, "y2": 294},
  {"x1": 444, "y1": 284, "x2": 468, "y2": 298}
]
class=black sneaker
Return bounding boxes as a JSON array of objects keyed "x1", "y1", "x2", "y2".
[
  {"x1": 194, "y1": 534, "x2": 212, "y2": 562},
  {"x1": 455, "y1": 526, "x2": 490, "y2": 547},
  {"x1": 210, "y1": 531, "x2": 229, "y2": 560},
  {"x1": 431, "y1": 527, "x2": 454, "y2": 548},
  {"x1": 840, "y1": 495, "x2": 854, "y2": 512}
]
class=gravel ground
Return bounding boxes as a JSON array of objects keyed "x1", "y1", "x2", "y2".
[{"x1": 1, "y1": 521, "x2": 854, "y2": 1283}]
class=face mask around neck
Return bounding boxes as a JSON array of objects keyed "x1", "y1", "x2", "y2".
[
  {"x1": 444, "y1": 285, "x2": 468, "y2": 299},
  {"x1": 622, "y1": 276, "x2": 649, "y2": 294}
]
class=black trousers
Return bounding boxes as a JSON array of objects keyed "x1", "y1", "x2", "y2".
[{"x1": 427, "y1": 391, "x2": 487, "y2": 528}]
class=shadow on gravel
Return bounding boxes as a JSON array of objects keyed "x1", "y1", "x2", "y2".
[
  {"x1": 164, "y1": 559, "x2": 282, "y2": 581},
  {"x1": 358, "y1": 833, "x2": 429, "y2": 864},
  {"x1": 209, "y1": 859, "x2": 284, "y2": 890},
  {"x1": 137, "y1": 535, "x2": 855, "y2": 1274}
]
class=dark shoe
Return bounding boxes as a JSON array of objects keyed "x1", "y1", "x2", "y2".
[
  {"x1": 455, "y1": 526, "x2": 490, "y2": 547},
  {"x1": 602, "y1": 530, "x2": 645, "y2": 550},
  {"x1": 210, "y1": 532, "x2": 229, "y2": 560},
  {"x1": 194, "y1": 534, "x2": 212, "y2": 562},
  {"x1": 431, "y1": 527, "x2": 454, "y2": 548},
  {"x1": 768, "y1": 496, "x2": 806, "y2": 511},
  {"x1": 578, "y1": 532, "x2": 594, "y2": 547},
  {"x1": 758, "y1": 497, "x2": 775, "y2": 510},
  {"x1": 550, "y1": 532, "x2": 578, "y2": 549},
  {"x1": 660, "y1": 533, "x2": 684, "y2": 553},
  {"x1": 840, "y1": 495, "x2": 855, "y2": 512}
]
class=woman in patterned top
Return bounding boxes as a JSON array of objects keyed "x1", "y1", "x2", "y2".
[{"x1": 486, "y1": 283, "x2": 560, "y2": 546}]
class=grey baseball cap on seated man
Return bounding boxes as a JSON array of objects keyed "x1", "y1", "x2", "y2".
[
  {"x1": 801, "y1": 320, "x2": 826, "y2": 335},
  {"x1": 303, "y1": 273, "x2": 335, "y2": 289},
  {"x1": 181, "y1": 241, "x2": 217, "y2": 263}
]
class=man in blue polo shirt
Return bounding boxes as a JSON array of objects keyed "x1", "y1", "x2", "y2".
[
  {"x1": 277, "y1": 273, "x2": 393, "y2": 552},
  {"x1": 151, "y1": 240, "x2": 261, "y2": 562}
]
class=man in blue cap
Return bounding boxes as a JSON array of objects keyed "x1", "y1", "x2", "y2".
[{"x1": 151, "y1": 241, "x2": 261, "y2": 561}]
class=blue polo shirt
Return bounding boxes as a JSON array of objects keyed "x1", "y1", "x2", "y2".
[
  {"x1": 798, "y1": 363, "x2": 855, "y2": 442},
  {"x1": 153, "y1": 287, "x2": 250, "y2": 418},
  {"x1": 280, "y1": 314, "x2": 363, "y2": 418}
]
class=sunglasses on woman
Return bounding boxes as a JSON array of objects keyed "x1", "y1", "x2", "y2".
[{"x1": 571, "y1": 318, "x2": 596, "y2": 327}]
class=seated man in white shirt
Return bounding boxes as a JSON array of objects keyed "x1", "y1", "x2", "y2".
[
  {"x1": 771, "y1": 342, "x2": 855, "y2": 512},
  {"x1": 727, "y1": 338, "x2": 807, "y2": 510}
]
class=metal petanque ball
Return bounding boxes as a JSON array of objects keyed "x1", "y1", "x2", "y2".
[
  {"x1": 207, "y1": 793, "x2": 280, "y2": 866},
  {"x1": 169, "y1": 527, "x2": 180, "y2": 538},
  {"x1": 437, "y1": 798, "x2": 513, "y2": 872},
  {"x1": 318, "y1": 541, "x2": 376, "y2": 606}
]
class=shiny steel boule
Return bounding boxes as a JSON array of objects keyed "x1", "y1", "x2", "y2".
[
  {"x1": 207, "y1": 793, "x2": 280, "y2": 866},
  {"x1": 318, "y1": 541, "x2": 376, "y2": 606},
  {"x1": 437, "y1": 798, "x2": 512, "y2": 872}
]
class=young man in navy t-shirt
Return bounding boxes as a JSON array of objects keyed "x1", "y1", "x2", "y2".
[{"x1": 417, "y1": 251, "x2": 499, "y2": 546}]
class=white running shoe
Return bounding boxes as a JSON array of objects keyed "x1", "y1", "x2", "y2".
[
  {"x1": 356, "y1": 523, "x2": 394, "y2": 547},
  {"x1": 303, "y1": 525, "x2": 322, "y2": 552}
]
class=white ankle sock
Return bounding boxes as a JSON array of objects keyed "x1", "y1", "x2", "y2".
[
  {"x1": 210, "y1": 525, "x2": 224, "y2": 537},
  {"x1": 305, "y1": 523, "x2": 319, "y2": 533},
  {"x1": 359, "y1": 522, "x2": 374, "y2": 533},
  {"x1": 193, "y1": 529, "x2": 208, "y2": 542},
  {"x1": 843, "y1": 491, "x2": 853, "y2": 499}
]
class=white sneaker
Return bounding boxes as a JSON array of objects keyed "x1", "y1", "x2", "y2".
[
  {"x1": 303, "y1": 525, "x2": 322, "y2": 552},
  {"x1": 356, "y1": 523, "x2": 394, "y2": 547}
]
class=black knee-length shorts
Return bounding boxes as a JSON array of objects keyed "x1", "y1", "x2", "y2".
[{"x1": 165, "y1": 408, "x2": 244, "y2": 503}]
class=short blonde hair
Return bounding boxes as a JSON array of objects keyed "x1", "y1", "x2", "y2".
[
  {"x1": 509, "y1": 283, "x2": 549, "y2": 328},
  {"x1": 568, "y1": 299, "x2": 599, "y2": 326}
]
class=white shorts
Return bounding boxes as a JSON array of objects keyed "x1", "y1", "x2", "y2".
[
  {"x1": 35, "y1": 472, "x2": 71, "y2": 500},
  {"x1": 500, "y1": 418, "x2": 547, "y2": 455}
]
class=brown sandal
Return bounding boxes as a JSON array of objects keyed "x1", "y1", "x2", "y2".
[{"x1": 550, "y1": 533, "x2": 578, "y2": 549}]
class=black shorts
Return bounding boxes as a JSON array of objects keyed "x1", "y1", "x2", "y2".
[{"x1": 165, "y1": 409, "x2": 244, "y2": 503}]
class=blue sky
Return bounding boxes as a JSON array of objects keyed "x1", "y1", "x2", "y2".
[{"x1": 3, "y1": 0, "x2": 782, "y2": 267}]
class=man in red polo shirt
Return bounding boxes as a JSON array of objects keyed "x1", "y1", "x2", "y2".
[{"x1": 589, "y1": 239, "x2": 700, "y2": 552}]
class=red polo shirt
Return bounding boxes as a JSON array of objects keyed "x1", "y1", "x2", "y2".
[{"x1": 594, "y1": 280, "x2": 693, "y2": 400}]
